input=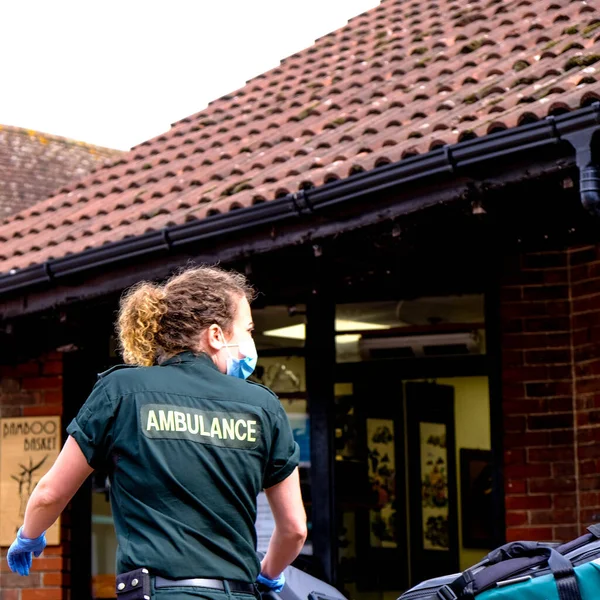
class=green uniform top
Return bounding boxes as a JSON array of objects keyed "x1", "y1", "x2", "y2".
[{"x1": 66, "y1": 351, "x2": 300, "y2": 582}]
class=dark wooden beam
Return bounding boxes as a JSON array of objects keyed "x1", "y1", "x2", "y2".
[
  {"x1": 335, "y1": 354, "x2": 487, "y2": 381},
  {"x1": 61, "y1": 320, "x2": 118, "y2": 599},
  {"x1": 62, "y1": 351, "x2": 95, "y2": 600},
  {"x1": 484, "y1": 244, "x2": 507, "y2": 547},
  {"x1": 305, "y1": 258, "x2": 337, "y2": 584}
]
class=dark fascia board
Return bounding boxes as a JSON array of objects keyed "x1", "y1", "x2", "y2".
[{"x1": 0, "y1": 103, "x2": 599, "y2": 303}]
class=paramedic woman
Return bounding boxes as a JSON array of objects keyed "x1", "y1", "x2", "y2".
[{"x1": 7, "y1": 265, "x2": 307, "y2": 600}]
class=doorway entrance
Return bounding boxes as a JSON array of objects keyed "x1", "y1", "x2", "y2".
[
  {"x1": 332, "y1": 295, "x2": 496, "y2": 599},
  {"x1": 63, "y1": 343, "x2": 120, "y2": 600}
]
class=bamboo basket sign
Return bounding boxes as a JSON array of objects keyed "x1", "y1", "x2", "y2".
[{"x1": 0, "y1": 416, "x2": 61, "y2": 546}]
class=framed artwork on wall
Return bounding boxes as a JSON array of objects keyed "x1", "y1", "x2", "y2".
[
  {"x1": 366, "y1": 417, "x2": 398, "y2": 549},
  {"x1": 459, "y1": 448, "x2": 495, "y2": 549},
  {"x1": 352, "y1": 378, "x2": 408, "y2": 592},
  {"x1": 419, "y1": 421, "x2": 450, "y2": 552},
  {"x1": 406, "y1": 382, "x2": 459, "y2": 588}
]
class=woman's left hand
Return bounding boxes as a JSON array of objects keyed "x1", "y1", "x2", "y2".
[
  {"x1": 257, "y1": 571, "x2": 286, "y2": 592},
  {"x1": 7, "y1": 526, "x2": 47, "y2": 576}
]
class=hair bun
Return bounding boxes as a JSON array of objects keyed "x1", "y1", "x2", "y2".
[{"x1": 116, "y1": 281, "x2": 167, "y2": 366}]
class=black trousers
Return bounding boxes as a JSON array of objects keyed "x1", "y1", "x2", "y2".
[{"x1": 151, "y1": 581, "x2": 260, "y2": 600}]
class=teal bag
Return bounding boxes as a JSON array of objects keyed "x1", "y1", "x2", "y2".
[
  {"x1": 478, "y1": 558, "x2": 600, "y2": 600},
  {"x1": 398, "y1": 524, "x2": 600, "y2": 600}
]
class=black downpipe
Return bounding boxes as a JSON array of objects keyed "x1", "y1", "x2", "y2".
[
  {"x1": 580, "y1": 165, "x2": 600, "y2": 217},
  {"x1": 563, "y1": 113, "x2": 600, "y2": 216}
]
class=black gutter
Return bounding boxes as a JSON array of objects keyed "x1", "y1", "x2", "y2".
[{"x1": 1, "y1": 102, "x2": 599, "y2": 298}]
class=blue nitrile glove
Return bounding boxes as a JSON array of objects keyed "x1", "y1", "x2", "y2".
[
  {"x1": 257, "y1": 571, "x2": 286, "y2": 593},
  {"x1": 7, "y1": 526, "x2": 47, "y2": 576}
]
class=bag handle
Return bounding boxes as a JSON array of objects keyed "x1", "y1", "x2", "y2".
[
  {"x1": 546, "y1": 547, "x2": 582, "y2": 600},
  {"x1": 491, "y1": 545, "x2": 581, "y2": 600},
  {"x1": 552, "y1": 523, "x2": 600, "y2": 556},
  {"x1": 436, "y1": 545, "x2": 581, "y2": 600},
  {"x1": 482, "y1": 525, "x2": 600, "y2": 567},
  {"x1": 483, "y1": 540, "x2": 560, "y2": 566}
]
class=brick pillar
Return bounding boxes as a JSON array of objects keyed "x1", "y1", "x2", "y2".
[
  {"x1": 569, "y1": 246, "x2": 600, "y2": 527},
  {"x1": 0, "y1": 352, "x2": 69, "y2": 600},
  {"x1": 501, "y1": 249, "x2": 577, "y2": 542},
  {"x1": 501, "y1": 245, "x2": 600, "y2": 544}
]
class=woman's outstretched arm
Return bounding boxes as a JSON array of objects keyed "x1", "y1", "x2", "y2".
[{"x1": 22, "y1": 435, "x2": 93, "y2": 538}]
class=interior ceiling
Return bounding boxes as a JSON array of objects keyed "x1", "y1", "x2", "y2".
[{"x1": 252, "y1": 294, "x2": 484, "y2": 350}]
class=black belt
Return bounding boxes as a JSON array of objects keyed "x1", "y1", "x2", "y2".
[{"x1": 154, "y1": 576, "x2": 256, "y2": 594}]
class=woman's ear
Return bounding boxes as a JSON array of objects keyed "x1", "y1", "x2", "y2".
[{"x1": 206, "y1": 324, "x2": 224, "y2": 352}]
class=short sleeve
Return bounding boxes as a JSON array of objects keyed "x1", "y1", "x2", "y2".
[
  {"x1": 263, "y1": 404, "x2": 300, "y2": 489},
  {"x1": 66, "y1": 377, "x2": 118, "y2": 470}
]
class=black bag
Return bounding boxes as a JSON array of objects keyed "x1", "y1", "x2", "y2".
[
  {"x1": 398, "y1": 524, "x2": 600, "y2": 600},
  {"x1": 256, "y1": 552, "x2": 347, "y2": 600}
]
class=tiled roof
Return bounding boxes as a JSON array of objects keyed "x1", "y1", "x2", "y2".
[
  {"x1": 0, "y1": 125, "x2": 121, "y2": 219},
  {"x1": 0, "y1": 0, "x2": 598, "y2": 275}
]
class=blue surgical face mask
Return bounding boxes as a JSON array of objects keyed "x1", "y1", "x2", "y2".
[{"x1": 223, "y1": 337, "x2": 258, "y2": 379}]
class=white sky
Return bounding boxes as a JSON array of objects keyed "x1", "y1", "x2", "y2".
[{"x1": 1, "y1": 1, "x2": 379, "y2": 151}]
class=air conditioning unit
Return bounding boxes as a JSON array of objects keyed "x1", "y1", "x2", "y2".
[{"x1": 358, "y1": 330, "x2": 482, "y2": 359}]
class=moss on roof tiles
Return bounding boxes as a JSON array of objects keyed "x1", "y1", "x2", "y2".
[
  {"x1": 222, "y1": 179, "x2": 253, "y2": 197},
  {"x1": 543, "y1": 40, "x2": 559, "y2": 50},
  {"x1": 460, "y1": 39, "x2": 485, "y2": 54},
  {"x1": 513, "y1": 60, "x2": 530, "y2": 72},
  {"x1": 564, "y1": 54, "x2": 600, "y2": 71},
  {"x1": 582, "y1": 22, "x2": 600, "y2": 37},
  {"x1": 561, "y1": 42, "x2": 585, "y2": 54},
  {"x1": 295, "y1": 103, "x2": 320, "y2": 121},
  {"x1": 511, "y1": 76, "x2": 539, "y2": 88}
]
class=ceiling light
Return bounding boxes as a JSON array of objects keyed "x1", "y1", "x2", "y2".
[
  {"x1": 262, "y1": 324, "x2": 306, "y2": 340},
  {"x1": 263, "y1": 319, "x2": 391, "y2": 340},
  {"x1": 335, "y1": 319, "x2": 390, "y2": 332}
]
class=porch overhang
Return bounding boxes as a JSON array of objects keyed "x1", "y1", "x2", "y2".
[{"x1": 1, "y1": 103, "x2": 599, "y2": 319}]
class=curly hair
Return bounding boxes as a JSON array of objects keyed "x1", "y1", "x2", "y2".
[{"x1": 116, "y1": 265, "x2": 255, "y2": 366}]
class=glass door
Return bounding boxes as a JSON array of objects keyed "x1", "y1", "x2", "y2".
[{"x1": 91, "y1": 471, "x2": 117, "y2": 598}]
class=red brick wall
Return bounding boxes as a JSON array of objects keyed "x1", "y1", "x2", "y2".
[
  {"x1": 569, "y1": 247, "x2": 600, "y2": 528},
  {"x1": 0, "y1": 352, "x2": 69, "y2": 600},
  {"x1": 501, "y1": 245, "x2": 600, "y2": 543}
]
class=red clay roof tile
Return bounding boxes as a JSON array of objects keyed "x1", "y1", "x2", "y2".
[
  {"x1": 1, "y1": 0, "x2": 599, "y2": 272},
  {"x1": 0, "y1": 126, "x2": 122, "y2": 223}
]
